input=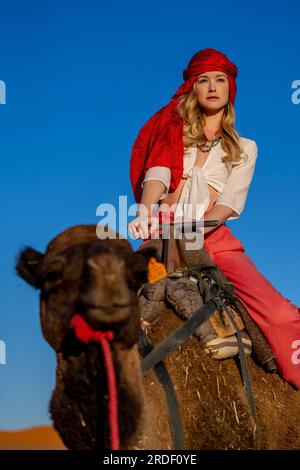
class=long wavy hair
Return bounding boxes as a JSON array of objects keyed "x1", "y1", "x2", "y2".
[{"x1": 176, "y1": 85, "x2": 248, "y2": 165}]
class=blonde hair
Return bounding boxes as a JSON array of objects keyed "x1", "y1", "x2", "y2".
[{"x1": 176, "y1": 85, "x2": 248, "y2": 165}]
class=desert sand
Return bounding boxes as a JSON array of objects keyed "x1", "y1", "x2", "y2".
[{"x1": 0, "y1": 426, "x2": 66, "y2": 450}]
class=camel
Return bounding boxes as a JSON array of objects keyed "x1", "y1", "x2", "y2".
[{"x1": 16, "y1": 224, "x2": 300, "y2": 450}]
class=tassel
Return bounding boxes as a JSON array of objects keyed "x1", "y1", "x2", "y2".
[{"x1": 147, "y1": 257, "x2": 168, "y2": 284}]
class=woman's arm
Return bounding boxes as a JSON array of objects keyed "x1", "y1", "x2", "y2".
[
  {"x1": 204, "y1": 204, "x2": 235, "y2": 235},
  {"x1": 139, "y1": 180, "x2": 168, "y2": 217}
]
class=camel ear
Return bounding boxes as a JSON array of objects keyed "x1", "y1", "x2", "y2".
[{"x1": 15, "y1": 247, "x2": 45, "y2": 289}]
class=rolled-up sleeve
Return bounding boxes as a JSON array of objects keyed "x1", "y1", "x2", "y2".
[
  {"x1": 141, "y1": 166, "x2": 171, "y2": 200},
  {"x1": 214, "y1": 141, "x2": 258, "y2": 219}
]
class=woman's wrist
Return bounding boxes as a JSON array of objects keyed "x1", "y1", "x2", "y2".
[{"x1": 136, "y1": 203, "x2": 159, "y2": 219}]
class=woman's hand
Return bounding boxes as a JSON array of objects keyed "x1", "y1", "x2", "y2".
[
  {"x1": 128, "y1": 180, "x2": 167, "y2": 240},
  {"x1": 128, "y1": 211, "x2": 160, "y2": 240}
]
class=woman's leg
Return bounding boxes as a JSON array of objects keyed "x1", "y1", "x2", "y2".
[{"x1": 204, "y1": 224, "x2": 300, "y2": 389}]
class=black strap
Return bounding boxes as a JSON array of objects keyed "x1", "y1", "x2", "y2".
[
  {"x1": 140, "y1": 272, "x2": 260, "y2": 449},
  {"x1": 222, "y1": 298, "x2": 260, "y2": 449},
  {"x1": 188, "y1": 267, "x2": 259, "y2": 448},
  {"x1": 139, "y1": 262, "x2": 259, "y2": 448},
  {"x1": 141, "y1": 300, "x2": 218, "y2": 374},
  {"x1": 138, "y1": 331, "x2": 184, "y2": 450},
  {"x1": 186, "y1": 267, "x2": 259, "y2": 447}
]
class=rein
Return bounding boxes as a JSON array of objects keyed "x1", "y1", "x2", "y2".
[
  {"x1": 138, "y1": 330, "x2": 184, "y2": 450},
  {"x1": 71, "y1": 314, "x2": 120, "y2": 450}
]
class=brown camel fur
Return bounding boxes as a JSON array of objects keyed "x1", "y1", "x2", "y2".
[{"x1": 16, "y1": 225, "x2": 300, "y2": 450}]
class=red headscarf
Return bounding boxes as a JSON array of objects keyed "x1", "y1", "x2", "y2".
[{"x1": 130, "y1": 48, "x2": 238, "y2": 202}]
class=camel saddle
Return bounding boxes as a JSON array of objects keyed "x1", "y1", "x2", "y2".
[
  {"x1": 144, "y1": 235, "x2": 244, "y2": 338},
  {"x1": 139, "y1": 234, "x2": 277, "y2": 372}
]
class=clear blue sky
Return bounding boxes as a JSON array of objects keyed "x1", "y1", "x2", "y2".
[{"x1": 1, "y1": 0, "x2": 299, "y2": 429}]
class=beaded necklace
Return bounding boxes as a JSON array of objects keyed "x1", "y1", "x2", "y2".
[{"x1": 197, "y1": 136, "x2": 222, "y2": 153}]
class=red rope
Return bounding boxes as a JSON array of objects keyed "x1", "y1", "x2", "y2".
[{"x1": 71, "y1": 314, "x2": 120, "y2": 450}]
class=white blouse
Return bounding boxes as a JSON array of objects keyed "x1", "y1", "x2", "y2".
[{"x1": 141, "y1": 137, "x2": 258, "y2": 221}]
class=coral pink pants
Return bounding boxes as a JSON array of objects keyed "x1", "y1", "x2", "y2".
[
  {"x1": 139, "y1": 222, "x2": 300, "y2": 389},
  {"x1": 205, "y1": 223, "x2": 300, "y2": 389}
]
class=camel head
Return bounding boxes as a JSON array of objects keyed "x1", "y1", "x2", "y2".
[
  {"x1": 16, "y1": 225, "x2": 155, "y2": 352},
  {"x1": 16, "y1": 225, "x2": 160, "y2": 450}
]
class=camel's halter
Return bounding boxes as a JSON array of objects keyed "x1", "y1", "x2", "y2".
[
  {"x1": 71, "y1": 314, "x2": 120, "y2": 450},
  {"x1": 139, "y1": 218, "x2": 259, "y2": 450}
]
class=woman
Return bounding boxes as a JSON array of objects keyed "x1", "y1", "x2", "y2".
[{"x1": 128, "y1": 48, "x2": 300, "y2": 389}]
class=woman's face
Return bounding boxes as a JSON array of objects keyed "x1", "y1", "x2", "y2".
[{"x1": 193, "y1": 71, "x2": 229, "y2": 112}]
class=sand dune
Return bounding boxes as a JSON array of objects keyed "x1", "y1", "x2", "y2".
[{"x1": 0, "y1": 425, "x2": 66, "y2": 450}]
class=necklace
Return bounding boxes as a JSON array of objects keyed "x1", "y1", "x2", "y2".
[{"x1": 197, "y1": 136, "x2": 221, "y2": 153}]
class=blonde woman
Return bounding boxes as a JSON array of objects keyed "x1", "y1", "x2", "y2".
[{"x1": 129, "y1": 48, "x2": 300, "y2": 389}]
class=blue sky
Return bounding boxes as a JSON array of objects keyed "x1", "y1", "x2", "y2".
[{"x1": 0, "y1": 0, "x2": 299, "y2": 429}]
